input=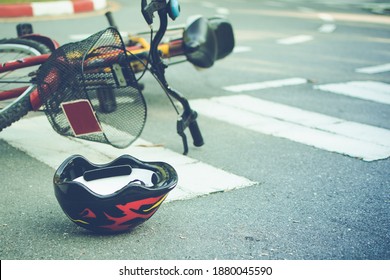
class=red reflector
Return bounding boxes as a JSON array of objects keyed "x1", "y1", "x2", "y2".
[{"x1": 61, "y1": 100, "x2": 102, "y2": 136}]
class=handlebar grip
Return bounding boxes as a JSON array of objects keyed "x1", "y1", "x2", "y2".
[
  {"x1": 189, "y1": 113, "x2": 204, "y2": 147},
  {"x1": 105, "y1": 11, "x2": 118, "y2": 29}
]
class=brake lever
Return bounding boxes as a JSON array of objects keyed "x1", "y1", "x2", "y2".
[
  {"x1": 176, "y1": 109, "x2": 204, "y2": 155},
  {"x1": 141, "y1": 0, "x2": 166, "y2": 25},
  {"x1": 177, "y1": 118, "x2": 189, "y2": 155},
  {"x1": 143, "y1": 0, "x2": 204, "y2": 155}
]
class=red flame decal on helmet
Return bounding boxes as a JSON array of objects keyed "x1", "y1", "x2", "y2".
[
  {"x1": 100, "y1": 194, "x2": 167, "y2": 231},
  {"x1": 80, "y1": 208, "x2": 97, "y2": 219}
]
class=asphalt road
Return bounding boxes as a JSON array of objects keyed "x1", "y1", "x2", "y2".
[{"x1": 1, "y1": 0, "x2": 389, "y2": 260}]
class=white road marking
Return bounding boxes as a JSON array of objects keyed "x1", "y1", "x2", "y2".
[
  {"x1": 318, "y1": 13, "x2": 334, "y2": 22},
  {"x1": 356, "y1": 63, "x2": 390, "y2": 74},
  {"x1": 216, "y1": 7, "x2": 230, "y2": 15},
  {"x1": 314, "y1": 81, "x2": 390, "y2": 105},
  {"x1": 277, "y1": 35, "x2": 313, "y2": 45},
  {"x1": 317, "y1": 13, "x2": 336, "y2": 33},
  {"x1": 223, "y1": 77, "x2": 307, "y2": 93},
  {"x1": 318, "y1": 23, "x2": 336, "y2": 33},
  {"x1": 0, "y1": 116, "x2": 255, "y2": 202},
  {"x1": 233, "y1": 46, "x2": 252, "y2": 53},
  {"x1": 191, "y1": 95, "x2": 390, "y2": 161}
]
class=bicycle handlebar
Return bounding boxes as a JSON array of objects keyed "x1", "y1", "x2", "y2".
[
  {"x1": 188, "y1": 112, "x2": 204, "y2": 147},
  {"x1": 177, "y1": 111, "x2": 204, "y2": 155},
  {"x1": 170, "y1": 86, "x2": 204, "y2": 155},
  {"x1": 140, "y1": 0, "x2": 204, "y2": 154},
  {"x1": 141, "y1": 0, "x2": 180, "y2": 25}
]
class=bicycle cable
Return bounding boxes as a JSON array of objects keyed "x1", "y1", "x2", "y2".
[
  {"x1": 125, "y1": 28, "x2": 181, "y2": 116},
  {"x1": 134, "y1": 26, "x2": 154, "y2": 82},
  {"x1": 128, "y1": 53, "x2": 181, "y2": 116}
]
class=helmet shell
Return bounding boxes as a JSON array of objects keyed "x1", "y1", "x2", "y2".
[{"x1": 53, "y1": 154, "x2": 178, "y2": 233}]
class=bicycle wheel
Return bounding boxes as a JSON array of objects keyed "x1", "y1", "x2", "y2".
[{"x1": 0, "y1": 38, "x2": 51, "y2": 131}]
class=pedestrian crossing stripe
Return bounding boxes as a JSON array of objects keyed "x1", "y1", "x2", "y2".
[
  {"x1": 314, "y1": 81, "x2": 390, "y2": 105},
  {"x1": 191, "y1": 95, "x2": 390, "y2": 161},
  {"x1": 356, "y1": 63, "x2": 390, "y2": 74},
  {"x1": 223, "y1": 77, "x2": 307, "y2": 93},
  {"x1": 0, "y1": 116, "x2": 256, "y2": 202},
  {"x1": 276, "y1": 35, "x2": 313, "y2": 45}
]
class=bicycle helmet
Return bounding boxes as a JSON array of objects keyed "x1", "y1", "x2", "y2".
[{"x1": 53, "y1": 154, "x2": 178, "y2": 233}]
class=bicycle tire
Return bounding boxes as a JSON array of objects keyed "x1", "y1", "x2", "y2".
[{"x1": 0, "y1": 38, "x2": 51, "y2": 131}]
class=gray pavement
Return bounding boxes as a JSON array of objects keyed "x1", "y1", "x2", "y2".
[
  {"x1": 1, "y1": 0, "x2": 389, "y2": 261},
  {"x1": 1, "y1": 138, "x2": 389, "y2": 259}
]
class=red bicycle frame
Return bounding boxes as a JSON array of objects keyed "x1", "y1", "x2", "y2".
[{"x1": 0, "y1": 35, "x2": 185, "y2": 110}]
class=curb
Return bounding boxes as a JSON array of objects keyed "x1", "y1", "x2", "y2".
[{"x1": 0, "y1": 0, "x2": 107, "y2": 18}]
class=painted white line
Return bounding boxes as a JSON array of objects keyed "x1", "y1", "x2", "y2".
[
  {"x1": 318, "y1": 13, "x2": 334, "y2": 22},
  {"x1": 0, "y1": 116, "x2": 255, "y2": 202},
  {"x1": 223, "y1": 77, "x2": 307, "y2": 93},
  {"x1": 356, "y1": 63, "x2": 390, "y2": 74},
  {"x1": 314, "y1": 81, "x2": 390, "y2": 105},
  {"x1": 277, "y1": 35, "x2": 313, "y2": 45},
  {"x1": 318, "y1": 23, "x2": 336, "y2": 33},
  {"x1": 216, "y1": 7, "x2": 230, "y2": 15},
  {"x1": 233, "y1": 46, "x2": 252, "y2": 53},
  {"x1": 191, "y1": 95, "x2": 390, "y2": 161}
]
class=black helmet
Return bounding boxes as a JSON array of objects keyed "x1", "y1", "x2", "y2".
[{"x1": 53, "y1": 154, "x2": 178, "y2": 233}]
